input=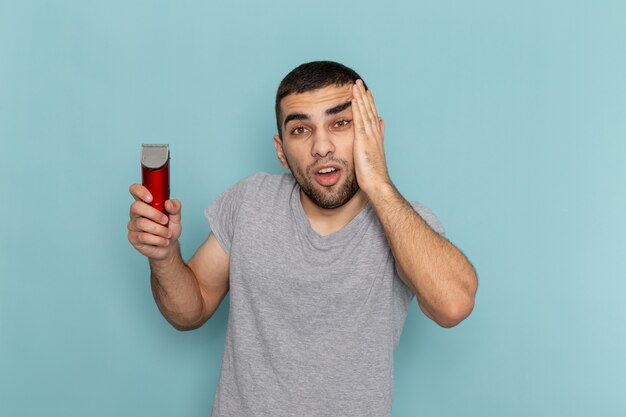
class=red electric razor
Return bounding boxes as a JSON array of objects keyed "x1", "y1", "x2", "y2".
[{"x1": 141, "y1": 144, "x2": 170, "y2": 215}]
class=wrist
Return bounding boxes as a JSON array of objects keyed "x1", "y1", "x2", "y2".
[
  {"x1": 361, "y1": 177, "x2": 395, "y2": 201},
  {"x1": 149, "y1": 242, "x2": 181, "y2": 267}
]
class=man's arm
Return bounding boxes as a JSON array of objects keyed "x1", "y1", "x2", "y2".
[
  {"x1": 351, "y1": 80, "x2": 477, "y2": 327},
  {"x1": 128, "y1": 184, "x2": 230, "y2": 331},
  {"x1": 367, "y1": 183, "x2": 476, "y2": 327}
]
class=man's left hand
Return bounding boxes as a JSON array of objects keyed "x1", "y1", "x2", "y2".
[{"x1": 352, "y1": 79, "x2": 390, "y2": 195}]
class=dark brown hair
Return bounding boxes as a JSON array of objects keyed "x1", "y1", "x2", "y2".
[{"x1": 275, "y1": 61, "x2": 367, "y2": 138}]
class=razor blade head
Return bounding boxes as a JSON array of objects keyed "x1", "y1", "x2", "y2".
[{"x1": 141, "y1": 144, "x2": 169, "y2": 169}]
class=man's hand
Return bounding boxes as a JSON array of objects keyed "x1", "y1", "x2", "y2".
[
  {"x1": 127, "y1": 184, "x2": 182, "y2": 261},
  {"x1": 351, "y1": 79, "x2": 391, "y2": 195}
]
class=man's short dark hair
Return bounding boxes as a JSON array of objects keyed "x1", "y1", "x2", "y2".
[{"x1": 275, "y1": 61, "x2": 367, "y2": 138}]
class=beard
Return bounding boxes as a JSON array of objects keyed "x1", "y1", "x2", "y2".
[{"x1": 287, "y1": 156, "x2": 360, "y2": 210}]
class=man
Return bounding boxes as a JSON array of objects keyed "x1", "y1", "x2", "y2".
[{"x1": 128, "y1": 61, "x2": 477, "y2": 416}]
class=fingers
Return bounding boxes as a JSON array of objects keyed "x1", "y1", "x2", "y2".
[
  {"x1": 128, "y1": 204, "x2": 172, "y2": 248},
  {"x1": 352, "y1": 83, "x2": 366, "y2": 132},
  {"x1": 128, "y1": 184, "x2": 182, "y2": 260},
  {"x1": 127, "y1": 204, "x2": 173, "y2": 257},
  {"x1": 128, "y1": 215, "x2": 172, "y2": 238},
  {"x1": 356, "y1": 80, "x2": 378, "y2": 125},
  {"x1": 353, "y1": 80, "x2": 379, "y2": 127},
  {"x1": 129, "y1": 183, "x2": 153, "y2": 203},
  {"x1": 127, "y1": 214, "x2": 172, "y2": 257},
  {"x1": 129, "y1": 229, "x2": 171, "y2": 248},
  {"x1": 129, "y1": 199, "x2": 169, "y2": 225},
  {"x1": 165, "y1": 199, "x2": 181, "y2": 216},
  {"x1": 352, "y1": 80, "x2": 381, "y2": 137},
  {"x1": 129, "y1": 184, "x2": 168, "y2": 225}
]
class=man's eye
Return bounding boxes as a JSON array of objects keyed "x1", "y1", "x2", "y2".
[
  {"x1": 334, "y1": 119, "x2": 352, "y2": 128},
  {"x1": 291, "y1": 127, "x2": 307, "y2": 135}
]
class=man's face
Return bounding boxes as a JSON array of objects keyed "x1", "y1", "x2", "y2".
[{"x1": 274, "y1": 84, "x2": 359, "y2": 210}]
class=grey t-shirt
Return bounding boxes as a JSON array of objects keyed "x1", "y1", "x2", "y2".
[{"x1": 204, "y1": 173, "x2": 445, "y2": 417}]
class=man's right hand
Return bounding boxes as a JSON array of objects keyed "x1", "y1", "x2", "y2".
[{"x1": 127, "y1": 184, "x2": 182, "y2": 261}]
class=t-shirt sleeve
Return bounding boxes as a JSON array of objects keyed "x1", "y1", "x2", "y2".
[
  {"x1": 203, "y1": 176, "x2": 254, "y2": 256},
  {"x1": 409, "y1": 201, "x2": 446, "y2": 238}
]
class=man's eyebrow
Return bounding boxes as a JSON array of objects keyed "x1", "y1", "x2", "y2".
[
  {"x1": 283, "y1": 113, "x2": 309, "y2": 128},
  {"x1": 283, "y1": 101, "x2": 352, "y2": 128},
  {"x1": 326, "y1": 101, "x2": 352, "y2": 115}
]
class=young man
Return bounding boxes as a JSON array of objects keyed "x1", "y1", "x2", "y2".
[{"x1": 128, "y1": 61, "x2": 477, "y2": 416}]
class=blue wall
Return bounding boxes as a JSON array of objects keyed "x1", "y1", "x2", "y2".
[{"x1": 1, "y1": 1, "x2": 625, "y2": 416}]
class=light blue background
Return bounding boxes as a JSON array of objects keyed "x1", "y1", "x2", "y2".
[{"x1": 1, "y1": 1, "x2": 625, "y2": 416}]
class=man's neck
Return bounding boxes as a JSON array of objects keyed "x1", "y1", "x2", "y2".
[{"x1": 300, "y1": 189, "x2": 369, "y2": 236}]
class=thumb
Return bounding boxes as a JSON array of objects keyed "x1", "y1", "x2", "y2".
[{"x1": 165, "y1": 199, "x2": 182, "y2": 225}]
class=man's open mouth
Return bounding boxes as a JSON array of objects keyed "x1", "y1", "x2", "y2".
[{"x1": 313, "y1": 165, "x2": 341, "y2": 186}]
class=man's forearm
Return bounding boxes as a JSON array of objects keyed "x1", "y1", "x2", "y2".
[
  {"x1": 149, "y1": 243, "x2": 206, "y2": 330},
  {"x1": 369, "y1": 182, "x2": 477, "y2": 327}
]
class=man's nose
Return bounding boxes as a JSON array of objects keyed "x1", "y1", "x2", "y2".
[{"x1": 311, "y1": 129, "x2": 335, "y2": 158}]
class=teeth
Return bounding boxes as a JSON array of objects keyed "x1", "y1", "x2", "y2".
[{"x1": 318, "y1": 167, "x2": 336, "y2": 174}]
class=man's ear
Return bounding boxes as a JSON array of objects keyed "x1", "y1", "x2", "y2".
[{"x1": 273, "y1": 135, "x2": 290, "y2": 169}]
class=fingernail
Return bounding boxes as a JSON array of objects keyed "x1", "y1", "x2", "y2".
[{"x1": 162, "y1": 215, "x2": 168, "y2": 224}]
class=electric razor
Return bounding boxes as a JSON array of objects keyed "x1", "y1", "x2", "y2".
[{"x1": 141, "y1": 144, "x2": 170, "y2": 215}]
